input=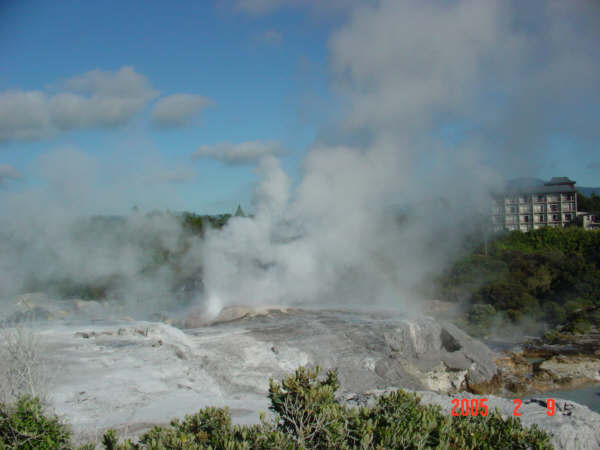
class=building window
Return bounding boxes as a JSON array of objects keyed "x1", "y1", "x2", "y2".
[
  {"x1": 538, "y1": 215, "x2": 544, "y2": 223},
  {"x1": 552, "y1": 214, "x2": 560, "y2": 222},
  {"x1": 550, "y1": 204, "x2": 559, "y2": 212},
  {"x1": 536, "y1": 195, "x2": 545, "y2": 202},
  {"x1": 522, "y1": 215, "x2": 530, "y2": 223},
  {"x1": 564, "y1": 214, "x2": 572, "y2": 222}
]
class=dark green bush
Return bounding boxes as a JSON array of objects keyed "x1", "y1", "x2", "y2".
[
  {"x1": 1, "y1": 367, "x2": 554, "y2": 449},
  {"x1": 100, "y1": 366, "x2": 553, "y2": 449},
  {"x1": 0, "y1": 396, "x2": 71, "y2": 449},
  {"x1": 467, "y1": 304, "x2": 498, "y2": 337},
  {"x1": 435, "y1": 227, "x2": 600, "y2": 331}
]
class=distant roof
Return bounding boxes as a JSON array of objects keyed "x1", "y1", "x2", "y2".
[
  {"x1": 507, "y1": 177, "x2": 545, "y2": 190},
  {"x1": 545, "y1": 176, "x2": 576, "y2": 186},
  {"x1": 502, "y1": 176, "x2": 576, "y2": 195},
  {"x1": 526, "y1": 184, "x2": 576, "y2": 194}
]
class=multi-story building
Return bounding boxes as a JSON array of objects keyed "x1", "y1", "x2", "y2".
[
  {"x1": 492, "y1": 177, "x2": 577, "y2": 232},
  {"x1": 577, "y1": 212, "x2": 600, "y2": 230}
]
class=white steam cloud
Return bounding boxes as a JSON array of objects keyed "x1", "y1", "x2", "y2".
[
  {"x1": 0, "y1": 147, "x2": 203, "y2": 313},
  {"x1": 201, "y1": 0, "x2": 600, "y2": 312},
  {"x1": 0, "y1": 165, "x2": 21, "y2": 185},
  {"x1": 1, "y1": 0, "x2": 598, "y2": 320}
]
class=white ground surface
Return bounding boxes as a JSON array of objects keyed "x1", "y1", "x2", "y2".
[{"x1": 33, "y1": 321, "x2": 274, "y2": 442}]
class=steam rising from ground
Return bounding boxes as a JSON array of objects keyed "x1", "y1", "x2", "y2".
[
  {"x1": 1, "y1": 1, "x2": 599, "y2": 316},
  {"x1": 202, "y1": 0, "x2": 600, "y2": 311}
]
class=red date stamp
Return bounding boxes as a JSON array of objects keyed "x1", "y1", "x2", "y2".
[{"x1": 451, "y1": 398, "x2": 556, "y2": 417}]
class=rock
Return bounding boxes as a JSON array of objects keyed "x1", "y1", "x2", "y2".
[
  {"x1": 343, "y1": 389, "x2": 600, "y2": 450},
  {"x1": 73, "y1": 299, "x2": 104, "y2": 313},
  {"x1": 539, "y1": 356, "x2": 600, "y2": 383},
  {"x1": 16, "y1": 309, "x2": 502, "y2": 442},
  {"x1": 494, "y1": 351, "x2": 600, "y2": 395},
  {"x1": 174, "y1": 305, "x2": 298, "y2": 328},
  {"x1": 199, "y1": 308, "x2": 499, "y2": 394}
]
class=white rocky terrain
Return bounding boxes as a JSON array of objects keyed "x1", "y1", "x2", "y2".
[{"x1": 1, "y1": 299, "x2": 599, "y2": 449}]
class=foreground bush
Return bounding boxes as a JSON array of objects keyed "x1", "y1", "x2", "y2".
[
  {"x1": 0, "y1": 367, "x2": 553, "y2": 449},
  {"x1": 0, "y1": 396, "x2": 71, "y2": 449}
]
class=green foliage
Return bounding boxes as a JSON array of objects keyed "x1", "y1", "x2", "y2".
[
  {"x1": 577, "y1": 192, "x2": 600, "y2": 213},
  {"x1": 566, "y1": 318, "x2": 592, "y2": 334},
  {"x1": 19, "y1": 209, "x2": 237, "y2": 303},
  {"x1": 543, "y1": 329, "x2": 562, "y2": 344},
  {"x1": 491, "y1": 227, "x2": 600, "y2": 256},
  {"x1": 102, "y1": 429, "x2": 119, "y2": 450},
  {"x1": 180, "y1": 212, "x2": 232, "y2": 237},
  {"x1": 436, "y1": 227, "x2": 600, "y2": 331},
  {"x1": 0, "y1": 396, "x2": 71, "y2": 449},
  {"x1": 268, "y1": 366, "x2": 346, "y2": 448},
  {"x1": 1, "y1": 367, "x2": 554, "y2": 449},
  {"x1": 100, "y1": 408, "x2": 293, "y2": 450},
  {"x1": 467, "y1": 304, "x2": 497, "y2": 337},
  {"x1": 266, "y1": 367, "x2": 552, "y2": 449}
]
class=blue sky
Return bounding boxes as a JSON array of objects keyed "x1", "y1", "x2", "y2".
[
  {"x1": 0, "y1": 0, "x2": 336, "y2": 213},
  {"x1": 1, "y1": 0, "x2": 599, "y2": 216}
]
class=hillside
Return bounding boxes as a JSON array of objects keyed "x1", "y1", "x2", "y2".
[
  {"x1": 578, "y1": 187, "x2": 600, "y2": 198},
  {"x1": 435, "y1": 227, "x2": 600, "y2": 337}
]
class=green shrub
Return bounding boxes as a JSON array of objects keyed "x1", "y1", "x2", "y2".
[
  {"x1": 100, "y1": 366, "x2": 553, "y2": 449},
  {"x1": 564, "y1": 318, "x2": 592, "y2": 334},
  {"x1": 435, "y1": 227, "x2": 600, "y2": 332},
  {"x1": 0, "y1": 396, "x2": 71, "y2": 449},
  {"x1": 467, "y1": 304, "x2": 498, "y2": 337},
  {"x1": 1, "y1": 367, "x2": 554, "y2": 449},
  {"x1": 542, "y1": 328, "x2": 563, "y2": 344}
]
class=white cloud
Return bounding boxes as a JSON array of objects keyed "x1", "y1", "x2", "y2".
[
  {"x1": 0, "y1": 164, "x2": 21, "y2": 185},
  {"x1": 151, "y1": 94, "x2": 213, "y2": 128},
  {"x1": 0, "y1": 66, "x2": 158, "y2": 142},
  {"x1": 0, "y1": 91, "x2": 53, "y2": 141},
  {"x1": 193, "y1": 140, "x2": 283, "y2": 164}
]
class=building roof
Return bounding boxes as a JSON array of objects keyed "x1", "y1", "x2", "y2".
[
  {"x1": 545, "y1": 176, "x2": 576, "y2": 186},
  {"x1": 500, "y1": 176, "x2": 576, "y2": 196},
  {"x1": 526, "y1": 184, "x2": 576, "y2": 194}
]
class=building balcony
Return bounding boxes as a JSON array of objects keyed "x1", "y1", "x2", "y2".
[{"x1": 549, "y1": 204, "x2": 560, "y2": 212}]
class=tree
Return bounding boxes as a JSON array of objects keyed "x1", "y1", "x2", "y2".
[{"x1": 234, "y1": 205, "x2": 246, "y2": 217}]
